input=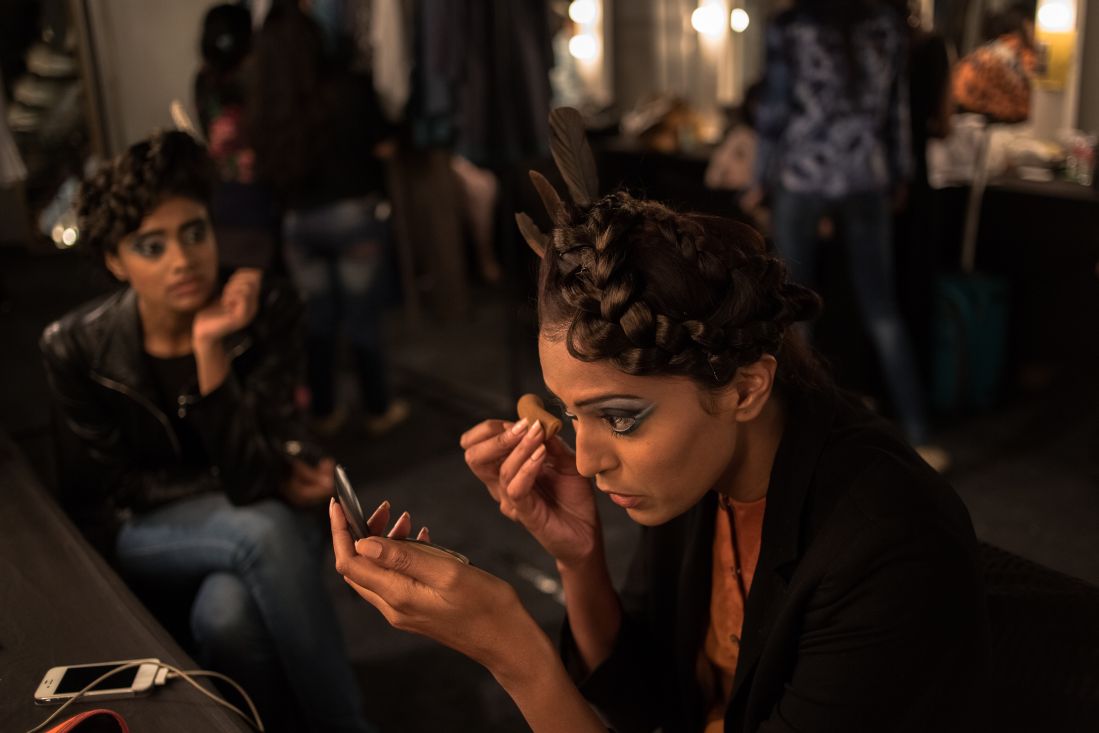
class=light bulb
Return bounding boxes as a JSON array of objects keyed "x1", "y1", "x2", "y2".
[
  {"x1": 1037, "y1": 0, "x2": 1074, "y2": 32},
  {"x1": 568, "y1": 0, "x2": 598, "y2": 25},
  {"x1": 730, "y1": 8, "x2": 750, "y2": 32},
  {"x1": 568, "y1": 33, "x2": 598, "y2": 60},
  {"x1": 691, "y1": 4, "x2": 726, "y2": 37}
]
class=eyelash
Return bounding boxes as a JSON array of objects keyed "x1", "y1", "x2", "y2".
[
  {"x1": 561, "y1": 410, "x2": 641, "y2": 438},
  {"x1": 131, "y1": 224, "x2": 207, "y2": 258},
  {"x1": 133, "y1": 241, "x2": 165, "y2": 258},
  {"x1": 181, "y1": 223, "x2": 207, "y2": 245}
]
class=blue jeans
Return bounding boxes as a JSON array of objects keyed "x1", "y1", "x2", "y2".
[
  {"x1": 114, "y1": 493, "x2": 374, "y2": 733},
  {"x1": 772, "y1": 190, "x2": 929, "y2": 444},
  {"x1": 284, "y1": 196, "x2": 392, "y2": 416}
]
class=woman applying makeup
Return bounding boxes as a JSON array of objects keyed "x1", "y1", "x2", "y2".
[{"x1": 331, "y1": 112, "x2": 988, "y2": 732}]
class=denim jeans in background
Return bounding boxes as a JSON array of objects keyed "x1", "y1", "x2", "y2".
[
  {"x1": 284, "y1": 195, "x2": 392, "y2": 417},
  {"x1": 771, "y1": 189, "x2": 929, "y2": 445},
  {"x1": 114, "y1": 493, "x2": 375, "y2": 733}
]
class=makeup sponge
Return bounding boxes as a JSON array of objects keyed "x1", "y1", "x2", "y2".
[{"x1": 516, "y1": 393, "x2": 563, "y2": 441}]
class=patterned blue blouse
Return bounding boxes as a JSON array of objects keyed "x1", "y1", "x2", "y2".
[{"x1": 754, "y1": 8, "x2": 912, "y2": 198}]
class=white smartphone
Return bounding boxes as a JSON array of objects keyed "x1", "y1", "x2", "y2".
[{"x1": 34, "y1": 659, "x2": 161, "y2": 705}]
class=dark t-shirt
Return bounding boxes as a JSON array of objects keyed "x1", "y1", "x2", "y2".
[{"x1": 145, "y1": 352, "x2": 209, "y2": 472}]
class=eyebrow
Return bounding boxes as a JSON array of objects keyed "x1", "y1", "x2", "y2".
[
  {"x1": 545, "y1": 387, "x2": 648, "y2": 409},
  {"x1": 133, "y1": 217, "x2": 207, "y2": 240}
]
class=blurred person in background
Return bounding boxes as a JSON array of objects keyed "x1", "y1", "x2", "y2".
[
  {"x1": 706, "y1": 81, "x2": 765, "y2": 224},
  {"x1": 195, "y1": 3, "x2": 254, "y2": 184},
  {"x1": 251, "y1": 2, "x2": 406, "y2": 437},
  {"x1": 194, "y1": 3, "x2": 281, "y2": 271},
  {"x1": 884, "y1": 0, "x2": 955, "y2": 188},
  {"x1": 747, "y1": 0, "x2": 947, "y2": 469},
  {"x1": 953, "y1": 2, "x2": 1036, "y2": 124},
  {"x1": 40, "y1": 131, "x2": 375, "y2": 733},
  {"x1": 888, "y1": 0, "x2": 956, "y2": 373}
]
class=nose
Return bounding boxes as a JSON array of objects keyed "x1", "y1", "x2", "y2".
[
  {"x1": 573, "y1": 423, "x2": 618, "y2": 479},
  {"x1": 165, "y1": 238, "x2": 194, "y2": 271}
]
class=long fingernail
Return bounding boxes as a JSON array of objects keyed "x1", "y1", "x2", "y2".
[
  {"x1": 510, "y1": 418, "x2": 530, "y2": 435},
  {"x1": 366, "y1": 500, "x2": 391, "y2": 524},
  {"x1": 388, "y1": 512, "x2": 411, "y2": 537},
  {"x1": 357, "y1": 538, "x2": 383, "y2": 558},
  {"x1": 530, "y1": 444, "x2": 546, "y2": 463},
  {"x1": 529, "y1": 420, "x2": 544, "y2": 438}
]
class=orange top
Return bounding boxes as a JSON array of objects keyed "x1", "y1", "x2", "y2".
[
  {"x1": 700, "y1": 494, "x2": 767, "y2": 733},
  {"x1": 953, "y1": 33, "x2": 1037, "y2": 123}
]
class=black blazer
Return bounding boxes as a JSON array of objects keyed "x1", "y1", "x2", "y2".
[{"x1": 563, "y1": 387, "x2": 989, "y2": 732}]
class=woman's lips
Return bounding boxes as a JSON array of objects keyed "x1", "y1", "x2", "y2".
[
  {"x1": 168, "y1": 278, "x2": 203, "y2": 296},
  {"x1": 605, "y1": 492, "x2": 643, "y2": 509}
]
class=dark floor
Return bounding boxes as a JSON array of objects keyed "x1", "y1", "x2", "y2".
[{"x1": 2, "y1": 241, "x2": 1097, "y2": 732}]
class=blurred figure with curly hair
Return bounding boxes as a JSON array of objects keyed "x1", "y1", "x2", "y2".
[{"x1": 40, "y1": 130, "x2": 375, "y2": 733}]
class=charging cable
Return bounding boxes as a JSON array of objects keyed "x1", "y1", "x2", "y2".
[
  {"x1": 158, "y1": 661, "x2": 264, "y2": 731},
  {"x1": 25, "y1": 660, "x2": 264, "y2": 733}
]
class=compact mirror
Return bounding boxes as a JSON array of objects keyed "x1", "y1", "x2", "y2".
[{"x1": 334, "y1": 464, "x2": 470, "y2": 564}]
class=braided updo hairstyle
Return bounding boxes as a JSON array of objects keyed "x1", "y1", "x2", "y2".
[
  {"x1": 77, "y1": 130, "x2": 213, "y2": 262},
  {"x1": 538, "y1": 192, "x2": 826, "y2": 392}
]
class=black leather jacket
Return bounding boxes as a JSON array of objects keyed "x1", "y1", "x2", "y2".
[{"x1": 40, "y1": 278, "x2": 309, "y2": 550}]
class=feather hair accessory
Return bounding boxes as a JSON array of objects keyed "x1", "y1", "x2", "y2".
[
  {"x1": 513, "y1": 107, "x2": 600, "y2": 260},
  {"x1": 548, "y1": 107, "x2": 599, "y2": 208}
]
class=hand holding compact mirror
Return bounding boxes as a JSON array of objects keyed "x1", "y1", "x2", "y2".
[{"x1": 334, "y1": 464, "x2": 470, "y2": 564}]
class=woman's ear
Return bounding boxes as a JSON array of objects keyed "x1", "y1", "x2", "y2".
[
  {"x1": 729, "y1": 355, "x2": 777, "y2": 423},
  {"x1": 104, "y1": 252, "x2": 128, "y2": 282}
]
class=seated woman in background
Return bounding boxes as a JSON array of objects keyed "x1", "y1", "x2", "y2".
[
  {"x1": 41, "y1": 130, "x2": 374, "y2": 733},
  {"x1": 331, "y1": 112, "x2": 989, "y2": 732}
]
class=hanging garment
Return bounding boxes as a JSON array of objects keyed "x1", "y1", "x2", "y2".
[
  {"x1": 0, "y1": 71, "x2": 28, "y2": 187},
  {"x1": 371, "y1": 0, "x2": 412, "y2": 122}
]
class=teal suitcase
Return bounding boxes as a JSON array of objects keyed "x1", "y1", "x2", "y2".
[
  {"x1": 931, "y1": 122, "x2": 1009, "y2": 414},
  {"x1": 932, "y1": 273, "x2": 1009, "y2": 412}
]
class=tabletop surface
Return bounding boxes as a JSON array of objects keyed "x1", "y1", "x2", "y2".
[{"x1": 0, "y1": 433, "x2": 253, "y2": 733}]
